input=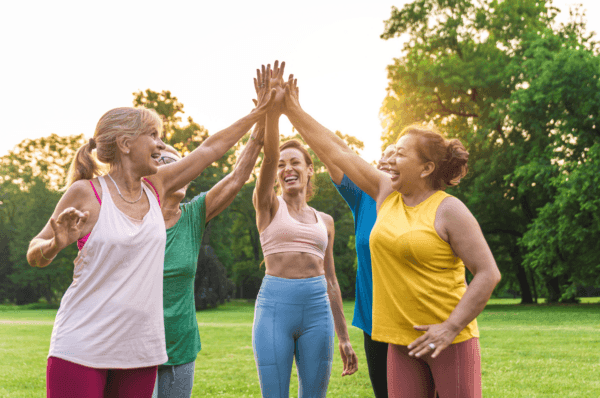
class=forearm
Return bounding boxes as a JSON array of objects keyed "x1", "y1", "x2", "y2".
[
  {"x1": 445, "y1": 271, "x2": 499, "y2": 333},
  {"x1": 327, "y1": 279, "x2": 350, "y2": 343},
  {"x1": 201, "y1": 111, "x2": 263, "y2": 165},
  {"x1": 27, "y1": 238, "x2": 59, "y2": 268}
]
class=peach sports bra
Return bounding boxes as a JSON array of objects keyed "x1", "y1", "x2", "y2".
[
  {"x1": 77, "y1": 178, "x2": 160, "y2": 251},
  {"x1": 259, "y1": 196, "x2": 328, "y2": 260}
]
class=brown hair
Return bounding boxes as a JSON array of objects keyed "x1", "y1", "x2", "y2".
[
  {"x1": 64, "y1": 107, "x2": 163, "y2": 188},
  {"x1": 400, "y1": 125, "x2": 469, "y2": 190},
  {"x1": 277, "y1": 139, "x2": 316, "y2": 201}
]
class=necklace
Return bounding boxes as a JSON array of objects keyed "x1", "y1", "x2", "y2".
[{"x1": 107, "y1": 173, "x2": 144, "y2": 204}]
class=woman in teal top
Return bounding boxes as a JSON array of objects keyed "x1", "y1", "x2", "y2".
[{"x1": 153, "y1": 119, "x2": 266, "y2": 398}]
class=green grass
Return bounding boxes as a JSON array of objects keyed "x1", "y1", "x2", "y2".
[{"x1": 1, "y1": 299, "x2": 599, "y2": 397}]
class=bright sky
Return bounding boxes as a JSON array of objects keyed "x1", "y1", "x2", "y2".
[{"x1": 0, "y1": 0, "x2": 597, "y2": 163}]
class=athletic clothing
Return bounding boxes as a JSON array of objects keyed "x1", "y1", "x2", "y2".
[
  {"x1": 370, "y1": 190, "x2": 478, "y2": 346},
  {"x1": 152, "y1": 362, "x2": 196, "y2": 398},
  {"x1": 252, "y1": 275, "x2": 334, "y2": 398},
  {"x1": 162, "y1": 193, "x2": 207, "y2": 366},
  {"x1": 332, "y1": 175, "x2": 376, "y2": 334},
  {"x1": 49, "y1": 175, "x2": 168, "y2": 368},
  {"x1": 363, "y1": 332, "x2": 389, "y2": 398},
  {"x1": 387, "y1": 338, "x2": 481, "y2": 398},
  {"x1": 47, "y1": 354, "x2": 158, "y2": 398},
  {"x1": 333, "y1": 175, "x2": 388, "y2": 397},
  {"x1": 77, "y1": 178, "x2": 160, "y2": 250},
  {"x1": 259, "y1": 196, "x2": 328, "y2": 260}
]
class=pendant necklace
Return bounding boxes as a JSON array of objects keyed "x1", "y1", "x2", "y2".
[{"x1": 107, "y1": 174, "x2": 144, "y2": 204}]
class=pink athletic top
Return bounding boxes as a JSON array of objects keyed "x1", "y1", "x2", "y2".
[
  {"x1": 259, "y1": 196, "x2": 328, "y2": 260},
  {"x1": 49, "y1": 175, "x2": 168, "y2": 368}
]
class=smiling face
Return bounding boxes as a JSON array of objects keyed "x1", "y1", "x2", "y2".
[
  {"x1": 126, "y1": 127, "x2": 166, "y2": 176},
  {"x1": 388, "y1": 134, "x2": 432, "y2": 192},
  {"x1": 377, "y1": 144, "x2": 397, "y2": 174},
  {"x1": 277, "y1": 147, "x2": 314, "y2": 197}
]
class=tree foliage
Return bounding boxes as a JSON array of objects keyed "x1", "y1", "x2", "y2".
[{"x1": 380, "y1": 0, "x2": 599, "y2": 302}]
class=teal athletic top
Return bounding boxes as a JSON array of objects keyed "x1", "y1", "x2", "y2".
[
  {"x1": 163, "y1": 193, "x2": 207, "y2": 365},
  {"x1": 333, "y1": 175, "x2": 377, "y2": 335}
]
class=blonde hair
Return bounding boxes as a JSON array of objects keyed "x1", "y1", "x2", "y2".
[{"x1": 64, "y1": 107, "x2": 163, "y2": 188}]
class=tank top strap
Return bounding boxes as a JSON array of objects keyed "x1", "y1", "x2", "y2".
[{"x1": 97, "y1": 175, "x2": 111, "y2": 204}]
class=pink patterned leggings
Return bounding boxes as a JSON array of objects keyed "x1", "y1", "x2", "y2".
[
  {"x1": 387, "y1": 337, "x2": 481, "y2": 398},
  {"x1": 47, "y1": 357, "x2": 157, "y2": 398}
]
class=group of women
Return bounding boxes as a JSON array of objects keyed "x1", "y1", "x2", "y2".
[{"x1": 28, "y1": 61, "x2": 500, "y2": 398}]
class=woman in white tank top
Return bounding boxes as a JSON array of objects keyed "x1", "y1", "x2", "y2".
[{"x1": 27, "y1": 73, "x2": 277, "y2": 397}]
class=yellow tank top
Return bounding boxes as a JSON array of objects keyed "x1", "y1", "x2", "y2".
[{"x1": 369, "y1": 190, "x2": 478, "y2": 346}]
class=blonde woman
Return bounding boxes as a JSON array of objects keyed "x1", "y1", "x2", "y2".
[{"x1": 28, "y1": 76, "x2": 275, "y2": 397}]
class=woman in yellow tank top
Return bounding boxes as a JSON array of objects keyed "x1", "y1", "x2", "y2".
[{"x1": 282, "y1": 76, "x2": 501, "y2": 398}]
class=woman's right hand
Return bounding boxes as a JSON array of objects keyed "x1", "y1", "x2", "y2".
[
  {"x1": 50, "y1": 207, "x2": 89, "y2": 250},
  {"x1": 283, "y1": 74, "x2": 301, "y2": 113},
  {"x1": 252, "y1": 64, "x2": 278, "y2": 115}
]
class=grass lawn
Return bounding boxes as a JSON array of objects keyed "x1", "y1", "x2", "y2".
[{"x1": 1, "y1": 299, "x2": 599, "y2": 397}]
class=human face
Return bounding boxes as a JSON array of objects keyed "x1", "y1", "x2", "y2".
[
  {"x1": 129, "y1": 128, "x2": 166, "y2": 174},
  {"x1": 387, "y1": 134, "x2": 428, "y2": 192},
  {"x1": 278, "y1": 148, "x2": 313, "y2": 195},
  {"x1": 377, "y1": 145, "x2": 396, "y2": 174}
]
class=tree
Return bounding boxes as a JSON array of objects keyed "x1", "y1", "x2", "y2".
[{"x1": 379, "y1": 0, "x2": 598, "y2": 302}]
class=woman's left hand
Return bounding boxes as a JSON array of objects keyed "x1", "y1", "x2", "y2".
[
  {"x1": 339, "y1": 341, "x2": 358, "y2": 376},
  {"x1": 408, "y1": 321, "x2": 461, "y2": 359}
]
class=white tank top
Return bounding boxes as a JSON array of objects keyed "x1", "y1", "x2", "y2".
[{"x1": 48, "y1": 175, "x2": 168, "y2": 368}]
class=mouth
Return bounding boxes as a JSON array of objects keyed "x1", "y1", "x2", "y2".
[
  {"x1": 151, "y1": 153, "x2": 161, "y2": 163},
  {"x1": 283, "y1": 175, "x2": 299, "y2": 184},
  {"x1": 388, "y1": 170, "x2": 399, "y2": 180}
]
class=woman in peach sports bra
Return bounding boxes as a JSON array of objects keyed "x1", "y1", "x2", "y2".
[
  {"x1": 252, "y1": 62, "x2": 358, "y2": 398},
  {"x1": 26, "y1": 71, "x2": 276, "y2": 398},
  {"x1": 281, "y1": 75, "x2": 501, "y2": 398}
]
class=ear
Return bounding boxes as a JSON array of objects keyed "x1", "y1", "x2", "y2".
[
  {"x1": 115, "y1": 135, "x2": 132, "y2": 156},
  {"x1": 307, "y1": 163, "x2": 314, "y2": 178},
  {"x1": 421, "y1": 161, "x2": 435, "y2": 179}
]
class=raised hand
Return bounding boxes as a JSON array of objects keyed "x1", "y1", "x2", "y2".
[
  {"x1": 339, "y1": 341, "x2": 358, "y2": 376},
  {"x1": 50, "y1": 207, "x2": 89, "y2": 250},
  {"x1": 252, "y1": 64, "x2": 277, "y2": 115},
  {"x1": 254, "y1": 61, "x2": 286, "y2": 115},
  {"x1": 283, "y1": 74, "x2": 301, "y2": 113}
]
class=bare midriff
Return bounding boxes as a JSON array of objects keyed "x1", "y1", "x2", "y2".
[{"x1": 265, "y1": 252, "x2": 325, "y2": 279}]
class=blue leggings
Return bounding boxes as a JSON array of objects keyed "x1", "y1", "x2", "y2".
[{"x1": 252, "y1": 275, "x2": 334, "y2": 398}]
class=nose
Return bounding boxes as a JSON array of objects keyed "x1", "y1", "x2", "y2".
[{"x1": 157, "y1": 137, "x2": 166, "y2": 150}]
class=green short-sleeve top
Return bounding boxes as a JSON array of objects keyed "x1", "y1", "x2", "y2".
[{"x1": 163, "y1": 193, "x2": 207, "y2": 365}]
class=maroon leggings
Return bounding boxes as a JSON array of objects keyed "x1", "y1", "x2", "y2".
[
  {"x1": 47, "y1": 357, "x2": 157, "y2": 398},
  {"x1": 387, "y1": 338, "x2": 481, "y2": 398}
]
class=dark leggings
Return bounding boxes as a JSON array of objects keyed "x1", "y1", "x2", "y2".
[
  {"x1": 47, "y1": 357, "x2": 157, "y2": 398},
  {"x1": 363, "y1": 332, "x2": 388, "y2": 398}
]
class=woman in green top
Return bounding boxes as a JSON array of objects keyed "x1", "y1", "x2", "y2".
[{"x1": 152, "y1": 118, "x2": 266, "y2": 398}]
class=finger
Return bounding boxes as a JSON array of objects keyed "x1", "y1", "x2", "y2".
[
  {"x1": 261, "y1": 65, "x2": 266, "y2": 86},
  {"x1": 273, "y1": 60, "x2": 279, "y2": 77},
  {"x1": 50, "y1": 218, "x2": 59, "y2": 235},
  {"x1": 413, "y1": 325, "x2": 430, "y2": 331},
  {"x1": 254, "y1": 77, "x2": 259, "y2": 94},
  {"x1": 407, "y1": 333, "x2": 427, "y2": 350},
  {"x1": 77, "y1": 211, "x2": 89, "y2": 228},
  {"x1": 252, "y1": 99, "x2": 258, "y2": 106},
  {"x1": 279, "y1": 61, "x2": 286, "y2": 79}
]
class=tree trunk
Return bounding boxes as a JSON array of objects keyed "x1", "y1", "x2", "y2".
[{"x1": 546, "y1": 276, "x2": 561, "y2": 303}]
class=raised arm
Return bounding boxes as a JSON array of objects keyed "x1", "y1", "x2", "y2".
[
  {"x1": 283, "y1": 77, "x2": 392, "y2": 204},
  {"x1": 148, "y1": 66, "x2": 276, "y2": 200},
  {"x1": 321, "y1": 213, "x2": 358, "y2": 377},
  {"x1": 205, "y1": 119, "x2": 265, "y2": 223},
  {"x1": 252, "y1": 62, "x2": 286, "y2": 232}
]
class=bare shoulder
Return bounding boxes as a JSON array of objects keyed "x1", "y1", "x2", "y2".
[
  {"x1": 318, "y1": 211, "x2": 335, "y2": 232},
  {"x1": 438, "y1": 195, "x2": 474, "y2": 221},
  {"x1": 63, "y1": 179, "x2": 97, "y2": 207}
]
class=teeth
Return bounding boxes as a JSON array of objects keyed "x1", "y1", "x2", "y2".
[{"x1": 284, "y1": 176, "x2": 298, "y2": 182}]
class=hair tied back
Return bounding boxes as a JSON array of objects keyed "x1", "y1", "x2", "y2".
[{"x1": 88, "y1": 138, "x2": 97, "y2": 150}]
